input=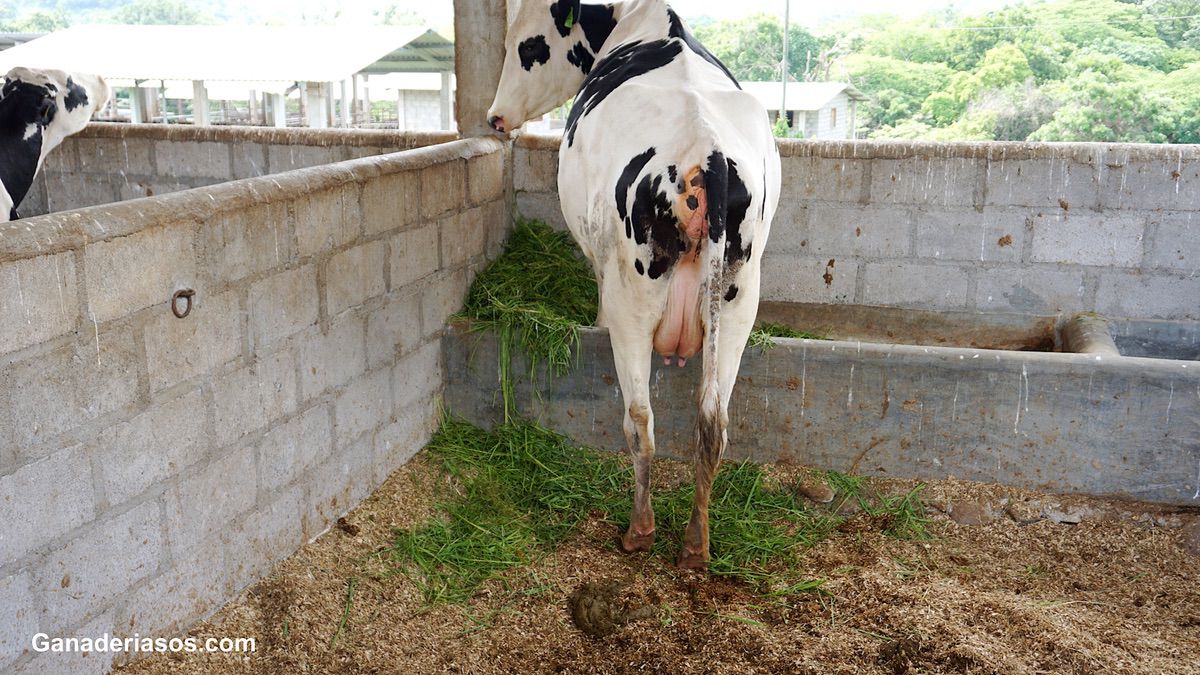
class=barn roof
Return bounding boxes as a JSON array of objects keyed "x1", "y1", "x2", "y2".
[
  {"x1": 741, "y1": 82, "x2": 868, "y2": 112},
  {"x1": 0, "y1": 24, "x2": 453, "y2": 88}
]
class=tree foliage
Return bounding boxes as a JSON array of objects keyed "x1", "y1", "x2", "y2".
[
  {"x1": 693, "y1": 14, "x2": 826, "y2": 82},
  {"x1": 111, "y1": 0, "x2": 211, "y2": 25}
]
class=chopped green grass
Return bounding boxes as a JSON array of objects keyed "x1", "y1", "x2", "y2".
[
  {"x1": 388, "y1": 417, "x2": 833, "y2": 602},
  {"x1": 748, "y1": 321, "x2": 828, "y2": 349},
  {"x1": 458, "y1": 218, "x2": 598, "y2": 419}
]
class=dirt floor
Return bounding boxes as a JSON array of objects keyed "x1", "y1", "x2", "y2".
[{"x1": 121, "y1": 452, "x2": 1200, "y2": 675}]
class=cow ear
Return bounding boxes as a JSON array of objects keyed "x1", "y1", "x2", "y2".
[
  {"x1": 37, "y1": 97, "x2": 57, "y2": 126},
  {"x1": 551, "y1": 0, "x2": 582, "y2": 36}
]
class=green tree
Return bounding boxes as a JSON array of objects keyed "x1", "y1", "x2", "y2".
[
  {"x1": 111, "y1": 0, "x2": 212, "y2": 25},
  {"x1": 2, "y1": 9, "x2": 70, "y2": 32},
  {"x1": 692, "y1": 14, "x2": 825, "y2": 82},
  {"x1": 839, "y1": 54, "x2": 954, "y2": 131}
]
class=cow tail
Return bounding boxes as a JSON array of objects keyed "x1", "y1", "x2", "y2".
[{"x1": 696, "y1": 149, "x2": 730, "y2": 470}]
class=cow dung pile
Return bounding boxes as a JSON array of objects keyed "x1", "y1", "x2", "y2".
[{"x1": 120, "y1": 441, "x2": 1200, "y2": 674}]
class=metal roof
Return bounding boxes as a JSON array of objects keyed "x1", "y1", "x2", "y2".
[
  {"x1": 741, "y1": 82, "x2": 868, "y2": 112},
  {"x1": 0, "y1": 25, "x2": 453, "y2": 85},
  {"x1": 0, "y1": 32, "x2": 44, "y2": 51}
]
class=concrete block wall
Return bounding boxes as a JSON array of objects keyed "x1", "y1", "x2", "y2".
[
  {"x1": 0, "y1": 136, "x2": 511, "y2": 673},
  {"x1": 514, "y1": 135, "x2": 1200, "y2": 323},
  {"x1": 21, "y1": 123, "x2": 457, "y2": 218}
]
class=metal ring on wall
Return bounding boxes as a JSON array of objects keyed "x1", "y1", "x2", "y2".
[{"x1": 171, "y1": 289, "x2": 196, "y2": 318}]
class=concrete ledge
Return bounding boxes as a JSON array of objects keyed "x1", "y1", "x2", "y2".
[
  {"x1": 76, "y1": 122, "x2": 458, "y2": 148},
  {"x1": 1, "y1": 137, "x2": 504, "y2": 262},
  {"x1": 444, "y1": 323, "x2": 1200, "y2": 506}
]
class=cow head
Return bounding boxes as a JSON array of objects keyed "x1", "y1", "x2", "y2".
[
  {"x1": 488, "y1": 0, "x2": 591, "y2": 134},
  {"x1": 1, "y1": 67, "x2": 109, "y2": 155}
]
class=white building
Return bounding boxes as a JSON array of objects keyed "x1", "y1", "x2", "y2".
[
  {"x1": 741, "y1": 82, "x2": 868, "y2": 140},
  {"x1": 0, "y1": 25, "x2": 455, "y2": 131}
]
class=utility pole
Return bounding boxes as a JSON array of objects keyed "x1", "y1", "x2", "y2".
[{"x1": 781, "y1": 0, "x2": 790, "y2": 129}]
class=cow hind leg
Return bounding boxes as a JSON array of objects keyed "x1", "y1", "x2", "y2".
[{"x1": 608, "y1": 320, "x2": 658, "y2": 553}]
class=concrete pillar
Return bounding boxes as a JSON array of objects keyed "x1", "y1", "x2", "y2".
[
  {"x1": 305, "y1": 82, "x2": 327, "y2": 128},
  {"x1": 440, "y1": 71, "x2": 453, "y2": 131},
  {"x1": 130, "y1": 87, "x2": 146, "y2": 123},
  {"x1": 362, "y1": 74, "x2": 371, "y2": 123},
  {"x1": 396, "y1": 89, "x2": 407, "y2": 130},
  {"x1": 351, "y1": 74, "x2": 360, "y2": 123},
  {"x1": 268, "y1": 92, "x2": 287, "y2": 128},
  {"x1": 325, "y1": 82, "x2": 335, "y2": 128},
  {"x1": 192, "y1": 80, "x2": 209, "y2": 126},
  {"x1": 454, "y1": 0, "x2": 506, "y2": 136},
  {"x1": 340, "y1": 79, "x2": 351, "y2": 127},
  {"x1": 248, "y1": 89, "x2": 258, "y2": 125}
]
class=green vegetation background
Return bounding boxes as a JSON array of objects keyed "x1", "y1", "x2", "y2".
[{"x1": 5, "y1": 0, "x2": 1198, "y2": 142}]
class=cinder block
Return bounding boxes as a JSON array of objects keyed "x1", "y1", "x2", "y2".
[
  {"x1": 258, "y1": 405, "x2": 332, "y2": 493},
  {"x1": 1096, "y1": 272, "x2": 1200, "y2": 320},
  {"x1": 248, "y1": 265, "x2": 319, "y2": 351},
  {"x1": 19, "y1": 172, "x2": 47, "y2": 217},
  {"x1": 869, "y1": 157, "x2": 982, "y2": 208},
  {"x1": 366, "y1": 289, "x2": 422, "y2": 369},
  {"x1": 116, "y1": 179, "x2": 192, "y2": 202},
  {"x1": 2, "y1": 326, "x2": 138, "y2": 451},
  {"x1": 17, "y1": 608, "x2": 115, "y2": 675},
  {"x1": 154, "y1": 140, "x2": 231, "y2": 179},
  {"x1": 0, "y1": 253, "x2": 78, "y2": 356},
  {"x1": 92, "y1": 390, "x2": 209, "y2": 507},
  {"x1": 296, "y1": 315, "x2": 366, "y2": 401},
  {"x1": 393, "y1": 340, "x2": 442, "y2": 411},
  {"x1": 74, "y1": 137, "x2": 154, "y2": 176},
  {"x1": 362, "y1": 172, "x2": 419, "y2": 236},
  {"x1": 224, "y1": 484, "x2": 305, "y2": 592},
  {"x1": 780, "y1": 155, "x2": 868, "y2": 203},
  {"x1": 862, "y1": 262, "x2": 971, "y2": 310},
  {"x1": 325, "y1": 241, "x2": 387, "y2": 315},
  {"x1": 916, "y1": 208, "x2": 1026, "y2": 263},
  {"x1": 420, "y1": 160, "x2": 466, "y2": 219},
  {"x1": 515, "y1": 192, "x2": 566, "y2": 231},
  {"x1": 984, "y1": 157, "x2": 1099, "y2": 209},
  {"x1": 33, "y1": 501, "x2": 161, "y2": 635},
  {"x1": 484, "y1": 198, "x2": 512, "y2": 259},
  {"x1": 0, "y1": 572, "x2": 37, "y2": 667},
  {"x1": 84, "y1": 224, "x2": 197, "y2": 323},
  {"x1": 374, "y1": 397, "x2": 438, "y2": 484},
  {"x1": 467, "y1": 150, "x2": 505, "y2": 205},
  {"x1": 1146, "y1": 213, "x2": 1200, "y2": 271},
  {"x1": 115, "y1": 535, "x2": 228, "y2": 640},
  {"x1": 335, "y1": 367, "x2": 393, "y2": 448},
  {"x1": 975, "y1": 267, "x2": 1086, "y2": 314},
  {"x1": 419, "y1": 268, "x2": 468, "y2": 338},
  {"x1": 200, "y1": 202, "x2": 293, "y2": 283},
  {"x1": 267, "y1": 144, "x2": 344, "y2": 173},
  {"x1": 1101, "y1": 158, "x2": 1200, "y2": 211},
  {"x1": 0, "y1": 445, "x2": 94, "y2": 567},
  {"x1": 305, "y1": 432, "x2": 374, "y2": 534},
  {"x1": 44, "y1": 172, "x2": 118, "y2": 212},
  {"x1": 514, "y1": 148, "x2": 557, "y2": 193},
  {"x1": 440, "y1": 208, "x2": 487, "y2": 268},
  {"x1": 212, "y1": 349, "x2": 298, "y2": 447},
  {"x1": 795, "y1": 205, "x2": 912, "y2": 257},
  {"x1": 295, "y1": 187, "x2": 360, "y2": 258},
  {"x1": 231, "y1": 143, "x2": 268, "y2": 179},
  {"x1": 164, "y1": 444, "x2": 256, "y2": 558},
  {"x1": 389, "y1": 223, "x2": 440, "y2": 289},
  {"x1": 759, "y1": 254, "x2": 857, "y2": 304},
  {"x1": 1030, "y1": 212, "x2": 1144, "y2": 267},
  {"x1": 144, "y1": 290, "x2": 242, "y2": 392}
]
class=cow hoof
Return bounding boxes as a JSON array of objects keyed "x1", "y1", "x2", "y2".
[
  {"x1": 676, "y1": 548, "x2": 709, "y2": 571},
  {"x1": 619, "y1": 529, "x2": 655, "y2": 553}
]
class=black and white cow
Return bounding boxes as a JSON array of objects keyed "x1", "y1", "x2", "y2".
[
  {"x1": 1, "y1": 67, "x2": 108, "y2": 222},
  {"x1": 488, "y1": 0, "x2": 780, "y2": 569}
]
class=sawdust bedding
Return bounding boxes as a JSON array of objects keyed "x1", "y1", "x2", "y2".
[{"x1": 120, "y1": 452, "x2": 1200, "y2": 675}]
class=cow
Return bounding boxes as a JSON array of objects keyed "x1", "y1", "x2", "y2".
[
  {"x1": 488, "y1": 0, "x2": 780, "y2": 569},
  {"x1": 1, "y1": 67, "x2": 109, "y2": 222}
]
